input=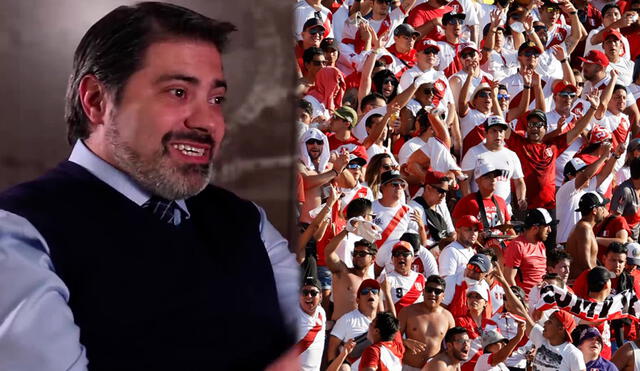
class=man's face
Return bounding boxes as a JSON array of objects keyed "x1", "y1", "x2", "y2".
[
  {"x1": 574, "y1": 76, "x2": 584, "y2": 97},
  {"x1": 472, "y1": 89, "x2": 492, "y2": 112},
  {"x1": 494, "y1": 29, "x2": 505, "y2": 49},
  {"x1": 582, "y1": 63, "x2": 602, "y2": 82},
  {"x1": 394, "y1": 34, "x2": 416, "y2": 52},
  {"x1": 554, "y1": 89, "x2": 576, "y2": 112},
  {"x1": 418, "y1": 48, "x2": 439, "y2": 67},
  {"x1": 380, "y1": 78, "x2": 396, "y2": 99},
  {"x1": 381, "y1": 180, "x2": 405, "y2": 202},
  {"x1": 424, "y1": 181, "x2": 448, "y2": 206},
  {"x1": 526, "y1": 118, "x2": 546, "y2": 142},
  {"x1": 540, "y1": 6, "x2": 560, "y2": 25},
  {"x1": 346, "y1": 160, "x2": 363, "y2": 182},
  {"x1": 448, "y1": 334, "x2": 471, "y2": 361},
  {"x1": 299, "y1": 285, "x2": 321, "y2": 315},
  {"x1": 302, "y1": 27, "x2": 323, "y2": 47},
  {"x1": 297, "y1": 108, "x2": 311, "y2": 124},
  {"x1": 609, "y1": 89, "x2": 627, "y2": 114},
  {"x1": 392, "y1": 248, "x2": 414, "y2": 274},
  {"x1": 542, "y1": 315, "x2": 564, "y2": 340},
  {"x1": 415, "y1": 85, "x2": 436, "y2": 106},
  {"x1": 466, "y1": 291, "x2": 486, "y2": 312},
  {"x1": 364, "y1": 97, "x2": 387, "y2": 114},
  {"x1": 460, "y1": 49, "x2": 479, "y2": 68},
  {"x1": 330, "y1": 116, "x2": 349, "y2": 133},
  {"x1": 578, "y1": 336, "x2": 603, "y2": 359},
  {"x1": 486, "y1": 126, "x2": 506, "y2": 148},
  {"x1": 445, "y1": 17, "x2": 463, "y2": 38},
  {"x1": 423, "y1": 283, "x2": 445, "y2": 306},
  {"x1": 92, "y1": 40, "x2": 227, "y2": 200},
  {"x1": 306, "y1": 139, "x2": 324, "y2": 160},
  {"x1": 604, "y1": 37, "x2": 622, "y2": 59},
  {"x1": 536, "y1": 225, "x2": 551, "y2": 242},
  {"x1": 497, "y1": 88, "x2": 510, "y2": 111},
  {"x1": 352, "y1": 245, "x2": 375, "y2": 269},
  {"x1": 373, "y1": 0, "x2": 390, "y2": 16},
  {"x1": 477, "y1": 172, "x2": 498, "y2": 194},
  {"x1": 459, "y1": 225, "x2": 480, "y2": 247},
  {"x1": 603, "y1": 8, "x2": 621, "y2": 27},
  {"x1": 324, "y1": 49, "x2": 339, "y2": 66},
  {"x1": 548, "y1": 259, "x2": 571, "y2": 283},
  {"x1": 595, "y1": 205, "x2": 607, "y2": 223},
  {"x1": 357, "y1": 285, "x2": 380, "y2": 311},
  {"x1": 306, "y1": 54, "x2": 327, "y2": 77},
  {"x1": 465, "y1": 264, "x2": 486, "y2": 281},
  {"x1": 605, "y1": 252, "x2": 627, "y2": 276},
  {"x1": 518, "y1": 50, "x2": 539, "y2": 70}
]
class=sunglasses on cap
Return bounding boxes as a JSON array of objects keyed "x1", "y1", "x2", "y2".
[
  {"x1": 360, "y1": 287, "x2": 380, "y2": 295},
  {"x1": 352, "y1": 250, "x2": 373, "y2": 257},
  {"x1": 306, "y1": 139, "x2": 324, "y2": 145},
  {"x1": 497, "y1": 93, "x2": 510, "y2": 100},
  {"x1": 389, "y1": 181, "x2": 407, "y2": 188},
  {"x1": 533, "y1": 25, "x2": 548, "y2": 32},
  {"x1": 476, "y1": 91, "x2": 491, "y2": 98},
  {"x1": 558, "y1": 91, "x2": 576, "y2": 98},
  {"x1": 446, "y1": 18, "x2": 464, "y2": 25},
  {"x1": 311, "y1": 60, "x2": 327, "y2": 67},
  {"x1": 460, "y1": 51, "x2": 476, "y2": 59},
  {"x1": 424, "y1": 286, "x2": 444, "y2": 295},
  {"x1": 522, "y1": 50, "x2": 540, "y2": 57},
  {"x1": 308, "y1": 27, "x2": 324, "y2": 36},
  {"x1": 422, "y1": 47, "x2": 439, "y2": 55},
  {"x1": 429, "y1": 184, "x2": 448, "y2": 194},
  {"x1": 347, "y1": 163, "x2": 362, "y2": 169},
  {"x1": 301, "y1": 289, "x2": 320, "y2": 297},
  {"x1": 466, "y1": 263, "x2": 484, "y2": 273},
  {"x1": 527, "y1": 121, "x2": 545, "y2": 128},
  {"x1": 392, "y1": 251, "x2": 413, "y2": 257}
]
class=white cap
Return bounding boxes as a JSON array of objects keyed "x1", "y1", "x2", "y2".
[
  {"x1": 628, "y1": 242, "x2": 640, "y2": 266},
  {"x1": 459, "y1": 41, "x2": 480, "y2": 54},
  {"x1": 474, "y1": 158, "x2": 507, "y2": 179},
  {"x1": 466, "y1": 284, "x2": 489, "y2": 301}
]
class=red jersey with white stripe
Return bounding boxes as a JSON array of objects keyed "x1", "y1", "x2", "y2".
[
  {"x1": 435, "y1": 40, "x2": 463, "y2": 77},
  {"x1": 385, "y1": 270, "x2": 426, "y2": 313},
  {"x1": 355, "y1": 332, "x2": 405, "y2": 371},
  {"x1": 460, "y1": 109, "x2": 490, "y2": 159},
  {"x1": 296, "y1": 305, "x2": 326, "y2": 371},
  {"x1": 339, "y1": 184, "x2": 374, "y2": 216},
  {"x1": 294, "y1": 2, "x2": 334, "y2": 40}
]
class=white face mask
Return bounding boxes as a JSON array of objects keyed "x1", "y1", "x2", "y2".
[{"x1": 346, "y1": 217, "x2": 383, "y2": 243}]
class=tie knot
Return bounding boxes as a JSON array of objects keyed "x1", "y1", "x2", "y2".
[{"x1": 143, "y1": 196, "x2": 183, "y2": 226}]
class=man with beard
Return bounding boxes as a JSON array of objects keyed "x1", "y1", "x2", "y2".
[
  {"x1": 296, "y1": 277, "x2": 326, "y2": 371},
  {"x1": 423, "y1": 327, "x2": 472, "y2": 371},
  {"x1": 0, "y1": 3, "x2": 298, "y2": 370},
  {"x1": 438, "y1": 215, "x2": 482, "y2": 278},
  {"x1": 296, "y1": 18, "x2": 327, "y2": 76},
  {"x1": 566, "y1": 192, "x2": 610, "y2": 275},
  {"x1": 398, "y1": 275, "x2": 455, "y2": 370}
]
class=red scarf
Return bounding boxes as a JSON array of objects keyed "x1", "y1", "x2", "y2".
[
  {"x1": 307, "y1": 67, "x2": 346, "y2": 112},
  {"x1": 386, "y1": 44, "x2": 417, "y2": 67}
]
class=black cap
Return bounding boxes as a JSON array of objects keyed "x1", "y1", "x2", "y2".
[
  {"x1": 526, "y1": 109, "x2": 547, "y2": 126},
  {"x1": 303, "y1": 17, "x2": 326, "y2": 32},
  {"x1": 524, "y1": 208, "x2": 558, "y2": 227},
  {"x1": 576, "y1": 192, "x2": 610, "y2": 212},
  {"x1": 302, "y1": 276, "x2": 322, "y2": 290},
  {"x1": 542, "y1": 0, "x2": 561, "y2": 8},
  {"x1": 442, "y1": 12, "x2": 466, "y2": 25},
  {"x1": 393, "y1": 23, "x2": 420, "y2": 38},
  {"x1": 468, "y1": 254, "x2": 491, "y2": 273},
  {"x1": 380, "y1": 170, "x2": 406, "y2": 186},
  {"x1": 563, "y1": 158, "x2": 588, "y2": 178},
  {"x1": 320, "y1": 37, "x2": 338, "y2": 52},
  {"x1": 587, "y1": 266, "x2": 616, "y2": 289}
]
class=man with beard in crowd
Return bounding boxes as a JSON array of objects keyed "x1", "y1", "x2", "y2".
[{"x1": 423, "y1": 327, "x2": 472, "y2": 371}]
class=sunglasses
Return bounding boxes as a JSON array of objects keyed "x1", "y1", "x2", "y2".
[
  {"x1": 360, "y1": 287, "x2": 380, "y2": 295},
  {"x1": 497, "y1": 93, "x2": 510, "y2": 100},
  {"x1": 311, "y1": 60, "x2": 327, "y2": 66},
  {"x1": 429, "y1": 184, "x2": 448, "y2": 194},
  {"x1": 347, "y1": 163, "x2": 362, "y2": 169},
  {"x1": 382, "y1": 164, "x2": 396, "y2": 171},
  {"x1": 392, "y1": 251, "x2": 413, "y2": 257},
  {"x1": 302, "y1": 289, "x2": 320, "y2": 297},
  {"x1": 558, "y1": 91, "x2": 576, "y2": 98},
  {"x1": 476, "y1": 91, "x2": 491, "y2": 98},
  {"x1": 466, "y1": 263, "x2": 483, "y2": 273},
  {"x1": 424, "y1": 286, "x2": 444, "y2": 295},
  {"x1": 545, "y1": 6, "x2": 560, "y2": 12},
  {"x1": 533, "y1": 25, "x2": 548, "y2": 32},
  {"x1": 446, "y1": 18, "x2": 464, "y2": 25},
  {"x1": 352, "y1": 250, "x2": 372, "y2": 257},
  {"x1": 522, "y1": 50, "x2": 540, "y2": 58},
  {"x1": 422, "y1": 47, "x2": 439, "y2": 55},
  {"x1": 383, "y1": 77, "x2": 398, "y2": 85},
  {"x1": 308, "y1": 27, "x2": 324, "y2": 36},
  {"x1": 453, "y1": 339, "x2": 472, "y2": 345},
  {"x1": 577, "y1": 82, "x2": 585, "y2": 87},
  {"x1": 527, "y1": 121, "x2": 545, "y2": 128},
  {"x1": 389, "y1": 181, "x2": 407, "y2": 188},
  {"x1": 460, "y1": 51, "x2": 476, "y2": 59},
  {"x1": 306, "y1": 139, "x2": 324, "y2": 145}
]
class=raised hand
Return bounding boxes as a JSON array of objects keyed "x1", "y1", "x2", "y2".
[
  {"x1": 523, "y1": 13, "x2": 535, "y2": 32},
  {"x1": 523, "y1": 67, "x2": 533, "y2": 86},
  {"x1": 598, "y1": 140, "x2": 612, "y2": 157},
  {"x1": 490, "y1": 9, "x2": 503, "y2": 27},
  {"x1": 610, "y1": 68, "x2": 619, "y2": 81},
  {"x1": 552, "y1": 45, "x2": 567, "y2": 61},
  {"x1": 585, "y1": 88, "x2": 601, "y2": 108}
]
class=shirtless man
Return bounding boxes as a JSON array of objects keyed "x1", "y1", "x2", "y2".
[
  {"x1": 398, "y1": 275, "x2": 455, "y2": 370},
  {"x1": 611, "y1": 337, "x2": 640, "y2": 371},
  {"x1": 423, "y1": 327, "x2": 471, "y2": 371},
  {"x1": 566, "y1": 192, "x2": 609, "y2": 275}
]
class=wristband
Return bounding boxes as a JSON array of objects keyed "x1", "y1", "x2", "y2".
[
  {"x1": 332, "y1": 169, "x2": 340, "y2": 177},
  {"x1": 560, "y1": 58, "x2": 568, "y2": 64},
  {"x1": 569, "y1": 11, "x2": 577, "y2": 15},
  {"x1": 523, "y1": 85, "x2": 532, "y2": 89}
]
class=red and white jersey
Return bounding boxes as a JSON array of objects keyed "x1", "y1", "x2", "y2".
[
  {"x1": 449, "y1": 69, "x2": 494, "y2": 104},
  {"x1": 339, "y1": 184, "x2": 374, "y2": 216},
  {"x1": 443, "y1": 272, "x2": 491, "y2": 317},
  {"x1": 597, "y1": 110, "x2": 631, "y2": 150},
  {"x1": 294, "y1": 2, "x2": 334, "y2": 40},
  {"x1": 500, "y1": 72, "x2": 554, "y2": 112},
  {"x1": 384, "y1": 270, "x2": 425, "y2": 313},
  {"x1": 371, "y1": 201, "x2": 414, "y2": 249},
  {"x1": 545, "y1": 24, "x2": 572, "y2": 48},
  {"x1": 398, "y1": 67, "x2": 453, "y2": 107},
  {"x1": 295, "y1": 305, "x2": 326, "y2": 371},
  {"x1": 460, "y1": 109, "x2": 490, "y2": 158},
  {"x1": 629, "y1": 83, "x2": 640, "y2": 108},
  {"x1": 412, "y1": 246, "x2": 439, "y2": 278},
  {"x1": 435, "y1": 40, "x2": 464, "y2": 77},
  {"x1": 352, "y1": 332, "x2": 405, "y2": 371},
  {"x1": 382, "y1": 45, "x2": 418, "y2": 78},
  {"x1": 585, "y1": 25, "x2": 631, "y2": 61},
  {"x1": 545, "y1": 111, "x2": 585, "y2": 187},
  {"x1": 417, "y1": 137, "x2": 462, "y2": 173},
  {"x1": 341, "y1": 6, "x2": 407, "y2": 51},
  {"x1": 583, "y1": 76, "x2": 637, "y2": 108},
  {"x1": 489, "y1": 281, "x2": 505, "y2": 316}
]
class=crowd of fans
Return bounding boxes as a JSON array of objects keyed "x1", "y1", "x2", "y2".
[{"x1": 292, "y1": 0, "x2": 640, "y2": 369}]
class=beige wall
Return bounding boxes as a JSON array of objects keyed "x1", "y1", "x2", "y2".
[{"x1": 0, "y1": 0, "x2": 297, "y2": 237}]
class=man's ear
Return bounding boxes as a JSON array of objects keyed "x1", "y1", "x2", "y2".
[{"x1": 78, "y1": 74, "x2": 110, "y2": 127}]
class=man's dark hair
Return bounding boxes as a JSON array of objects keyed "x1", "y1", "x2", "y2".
[
  {"x1": 365, "y1": 113, "x2": 383, "y2": 128},
  {"x1": 65, "y1": 2, "x2": 236, "y2": 144},
  {"x1": 374, "y1": 312, "x2": 399, "y2": 342},
  {"x1": 498, "y1": 84, "x2": 507, "y2": 91},
  {"x1": 302, "y1": 46, "x2": 324, "y2": 64},
  {"x1": 426, "y1": 274, "x2": 446, "y2": 290},
  {"x1": 354, "y1": 239, "x2": 377, "y2": 255},
  {"x1": 298, "y1": 99, "x2": 313, "y2": 117},
  {"x1": 547, "y1": 248, "x2": 573, "y2": 267},
  {"x1": 346, "y1": 198, "x2": 372, "y2": 219},
  {"x1": 360, "y1": 92, "x2": 386, "y2": 112},
  {"x1": 606, "y1": 242, "x2": 628, "y2": 255},
  {"x1": 601, "y1": 3, "x2": 620, "y2": 17},
  {"x1": 631, "y1": 158, "x2": 640, "y2": 179},
  {"x1": 372, "y1": 69, "x2": 399, "y2": 100},
  {"x1": 444, "y1": 327, "x2": 468, "y2": 344},
  {"x1": 400, "y1": 232, "x2": 421, "y2": 254},
  {"x1": 612, "y1": 84, "x2": 627, "y2": 95},
  {"x1": 587, "y1": 272, "x2": 608, "y2": 293}
]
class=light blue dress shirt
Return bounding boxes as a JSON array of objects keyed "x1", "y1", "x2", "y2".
[{"x1": 0, "y1": 141, "x2": 298, "y2": 370}]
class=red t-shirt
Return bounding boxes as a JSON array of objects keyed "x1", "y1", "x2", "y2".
[
  {"x1": 451, "y1": 192, "x2": 510, "y2": 227},
  {"x1": 358, "y1": 332, "x2": 405, "y2": 371},
  {"x1": 406, "y1": 3, "x2": 452, "y2": 39},
  {"x1": 326, "y1": 133, "x2": 362, "y2": 151},
  {"x1": 594, "y1": 216, "x2": 631, "y2": 261},
  {"x1": 506, "y1": 132, "x2": 569, "y2": 209},
  {"x1": 295, "y1": 41, "x2": 307, "y2": 75},
  {"x1": 503, "y1": 235, "x2": 546, "y2": 296}
]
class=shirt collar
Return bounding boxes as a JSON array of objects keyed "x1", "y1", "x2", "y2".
[{"x1": 68, "y1": 140, "x2": 190, "y2": 217}]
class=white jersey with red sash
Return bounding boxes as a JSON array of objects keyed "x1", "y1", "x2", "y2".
[
  {"x1": 460, "y1": 109, "x2": 489, "y2": 158},
  {"x1": 435, "y1": 39, "x2": 463, "y2": 77},
  {"x1": 340, "y1": 185, "x2": 374, "y2": 216},
  {"x1": 489, "y1": 280, "x2": 505, "y2": 316},
  {"x1": 385, "y1": 270, "x2": 425, "y2": 313},
  {"x1": 296, "y1": 305, "x2": 326, "y2": 371},
  {"x1": 500, "y1": 72, "x2": 553, "y2": 111},
  {"x1": 598, "y1": 110, "x2": 631, "y2": 150},
  {"x1": 449, "y1": 70, "x2": 494, "y2": 106},
  {"x1": 384, "y1": 44, "x2": 417, "y2": 78},
  {"x1": 351, "y1": 332, "x2": 404, "y2": 371},
  {"x1": 545, "y1": 24, "x2": 572, "y2": 49},
  {"x1": 545, "y1": 111, "x2": 584, "y2": 187},
  {"x1": 294, "y1": 2, "x2": 334, "y2": 40},
  {"x1": 371, "y1": 201, "x2": 413, "y2": 249},
  {"x1": 411, "y1": 246, "x2": 439, "y2": 278}
]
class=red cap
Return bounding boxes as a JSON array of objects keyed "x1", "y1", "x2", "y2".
[
  {"x1": 578, "y1": 50, "x2": 609, "y2": 68},
  {"x1": 379, "y1": 55, "x2": 393, "y2": 65},
  {"x1": 357, "y1": 278, "x2": 381, "y2": 295},
  {"x1": 455, "y1": 215, "x2": 484, "y2": 230},
  {"x1": 424, "y1": 169, "x2": 449, "y2": 186},
  {"x1": 589, "y1": 125, "x2": 612, "y2": 144},
  {"x1": 416, "y1": 38, "x2": 441, "y2": 52},
  {"x1": 392, "y1": 241, "x2": 413, "y2": 253},
  {"x1": 552, "y1": 81, "x2": 578, "y2": 95},
  {"x1": 552, "y1": 310, "x2": 576, "y2": 343},
  {"x1": 350, "y1": 145, "x2": 369, "y2": 163},
  {"x1": 602, "y1": 29, "x2": 623, "y2": 42}
]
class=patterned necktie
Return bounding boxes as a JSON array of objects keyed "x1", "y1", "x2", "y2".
[{"x1": 142, "y1": 196, "x2": 183, "y2": 226}]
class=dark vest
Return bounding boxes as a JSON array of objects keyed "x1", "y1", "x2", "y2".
[{"x1": 0, "y1": 161, "x2": 292, "y2": 370}]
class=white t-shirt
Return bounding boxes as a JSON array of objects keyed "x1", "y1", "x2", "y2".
[
  {"x1": 438, "y1": 241, "x2": 475, "y2": 278},
  {"x1": 529, "y1": 324, "x2": 585, "y2": 371},
  {"x1": 331, "y1": 309, "x2": 371, "y2": 342},
  {"x1": 460, "y1": 143, "x2": 524, "y2": 204},
  {"x1": 399, "y1": 136, "x2": 427, "y2": 165},
  {"x1": 418, "y1": 137, "x2": 462, "y2": 173},
  {"x1": 474, "y1": 353, "x2": 509, "y2": 371},
  {"x1": 584, "y1": 25, "x2": 631, "y2": 61},
  {"x1": 296, "y1": 305, "x2": 326, "y2": 371},
  {"x1": 606, "y1": 58, "x2": 635, "y2": 86},
  {"x1": 555, "y1": 177, "x2": 604, "y2": 244},
  {"x1": 481, "y1": 49, "x2": 518, "y2": 82}
]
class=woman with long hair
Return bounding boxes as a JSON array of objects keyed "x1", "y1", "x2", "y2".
[{"x1": 364, "y1": 153, "x2": 396, "y2": 199}]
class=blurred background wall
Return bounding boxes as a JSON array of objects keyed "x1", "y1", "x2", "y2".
[{"x1": 0, "y1": 0, "x2": 297, "y2": 238}]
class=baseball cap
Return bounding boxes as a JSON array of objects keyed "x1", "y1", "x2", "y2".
[
  {"x1": 553, "y1": 81, "x2": 578, "y2": 95},
  {"x1": 442, "y1": 12, "x2": 466, "y2": 25},
  {"x1": 468, "y1": 254, "x2": 491, "y2": 273},
  {"x1": 303, "y1": 18, "x2": 326, "y2": 33},
  {"x1": 485, "y1": 115, "x2": 508, "y2": 130},
  {"x1": 552, "y1": 310, "x2": 576, "y2": 343},
  {"x1": 471, "y1": 82, "x2": 492, "y2": 99},
  {"x1": 542, "y1": 0, "x2": 561, "y2": 8},
  {"x1": 628, "y1": 138, "x2": 640, "y2": 153},
  {"x1": 524, "y1": 208, "x2": 558, "y2": 227},
  {"x1": 563, "y1": 158, "x2": 588, "y2": 178},
  {"x1": 416, "y1": 38, "x2": 441, "y2": 53},
  {"x1": 576, "y1": 191, "x2": 610, "y2": 212},
  {"x1": 380, "y1": 170, "x2": 406, "y2": 186},
  {"x1": 626, "y1": 242, "x2": 640, "y2": 266},
  {"x1": 579, "y1": 50, "x2": 609, "y2": 68},
  {"x1": 481, "y1": 329, "x2": 508, "y2": 349},
  {"x1": 455, "y1": 215, "x2": 484, "y2": 231},
  {"x1": 393, "y1": 23, "x2": 420, "y2": 38},
  {"x1": 459, "y1": 41, "x2": 479, "y2": 55},
  {"x1": 347, "y1": 145, "x2": 369, "y2": 166},
  {"x1": 334, "y1": 106, "x2": 358, "y2": 127},
  {"x1": 518, "y1": 40, "x2": 542, "y2": 55},
  {"x1": 587, "y1": 266, "x2": 616, "y2": 292},
  {"x1": 589, "y1": 125, "x2": 612, "y2": 145},
  {"x1": 302, "y1": 276, "x2": 322, "y2": 290},
  {"x1": 603, "y1": 29, "x2": 623, "y2": 42},
  {"x1": 474, "y1": 158, "x2": 507, "y2": 179},
  {"x1": 392, "y1": 241, "x2": 413, "y2": 253},
  {"x1": 526, "y1": 109, "x2": 547, "y2": 126},
  {"x1": 467, "y1": 283, "x2": 489, "y2": 301},
  {"x1": 357, "y1": 278, "x2": 381, "y2": 295},
  {"x1": 578, "y1": 327, "x2": 603, "y2": 345},
  {"x1": 424, "y1": 169, "x2": 450, "y2": 186},
  {"x1": 320, "y1": 37, "x2": 338, "y2": 51}
]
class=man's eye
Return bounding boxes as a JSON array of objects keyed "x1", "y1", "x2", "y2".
[
  {"x1": 171, "y1": 88, "x2": 186, "y2": 98},
  {"x1": 210, "y1": 96, "x2": 226, "y2": 105}
]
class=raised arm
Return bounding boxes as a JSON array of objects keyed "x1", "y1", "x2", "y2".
[
  {"x1": 574, "y1": 141, "x2": 611, "y2": 189},
  {"x1": 531, "y1": 72, "x2": 546, "y2": 112},
  {"x1": 482, "y1": 9, "x2": 504, "y2": 60},
  {"x1": 489, "y1": 80, "x2": 504, "y2": 117},
  {"x1": 457, "y1": 64, "x2": 477, "y2": 117},
  {"x1": 597, "y1": 70, "x2": 619, "y2": 119},
  {"x1": 362, "y1": 103, "x2": 400, "y2": 148},
  {"x1": 552, "y1": 45, "x2": 576, "y2": 86},
  {"x1": 560, "y1": 1, "x2": 586, "y2": 54},
  {"x1": 506, "y1": 68, "x2": 533, "y2": 122},
  {"x1": 566, "y1": 89, "x2": 601, "y2": 143},
  {"x1": 489, "y1": 320, "x2": 526, "y2": 366},
  {"x1": 589, "y1": 12, "x2": 635, "y2": 45}
]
